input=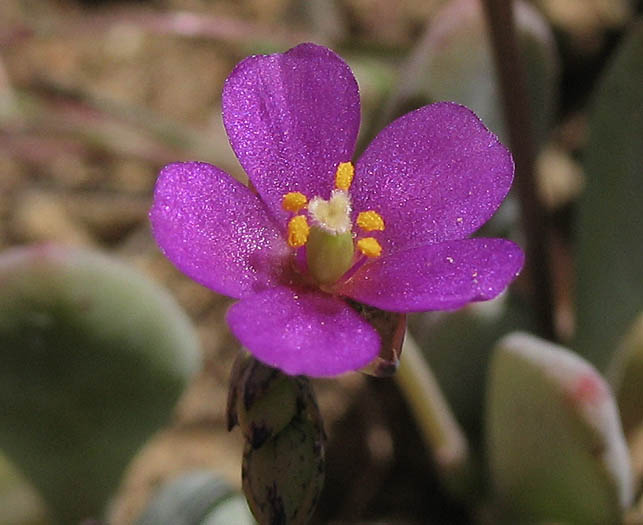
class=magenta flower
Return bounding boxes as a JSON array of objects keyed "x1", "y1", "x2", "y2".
[{"x1": 150, "y1": 43, "x2": 524, "y2": 377}]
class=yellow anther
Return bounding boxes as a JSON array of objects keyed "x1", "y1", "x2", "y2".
[
  {"x1": 287, "y1": 215, "x2": 310, "y2": 248},
  {"x1": 335, "y1": 162, "x2": 355, "y2": 191},
  {"x1": 357, "y1": 237, "x2": 382, "y2": 258},
  {"x1": 282, "y1": 191, "x2": 308, "y2": 212},
  {"x1": 356, "y1": 210, "x2": 385, "y2": 231}
]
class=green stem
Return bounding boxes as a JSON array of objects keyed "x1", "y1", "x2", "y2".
[
  {"x1": 395, "y1": 332, "x2": 470, "y2": 490},
  {"x1": 482, "y1": 0, "x2": 556, "y2": 340}
]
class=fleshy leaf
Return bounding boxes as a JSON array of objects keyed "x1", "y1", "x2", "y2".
[
  {"x1": 575, "y1": 21, "x2": 643, "y2": 368},
  {"x1": 0, "y1": 245, "x2": 200, "y2": 523},
  {"x1": 409, "y1": 293, "x2": 536, "y2": 437},
  {"x1": 136, "y1": 471, "x2": 253, "y2": 525},
  {"x1": 390, "y1": 0, "x2": 558, "y2": 147},
  {"x1": 201, "y1": 495, "x2": 255, "y2": 525},
  {"x1": 608, "y1": 312, "x2": 643, "y2": 437},
  {"x1": 486, "y1": 332, "x2": 633, "y2": 523},
  {"x1": 0, "y1": 453, "x2": 47, "y2": 525}
]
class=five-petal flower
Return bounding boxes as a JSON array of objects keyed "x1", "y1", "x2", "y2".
[{"x1": 150, "y1": 43, "x2": 524, "y2": 377}]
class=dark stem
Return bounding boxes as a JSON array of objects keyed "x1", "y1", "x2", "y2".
[{"x1": 483, "y1": 0, "x2": 556, "y2": 340}]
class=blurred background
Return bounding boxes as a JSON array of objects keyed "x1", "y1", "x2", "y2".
[{"x1": 0, "y1": 0, "x2": 640, "y2": 523}]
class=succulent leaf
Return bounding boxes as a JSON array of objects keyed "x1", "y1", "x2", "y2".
[
  {"x1": 486, "y1": 332, "x2": 632, "y2": 523},
  {"x1": 136, "y1": 470, "x2": 253, "y2": 525},
  {"x1": 608, "y1": 312, "x2": 643, "y2": 437},
  {"x1": 575, "y1": 21, "x2": 643, "y2": 368},
  {"x1": 0, "y1": 244, "x2": 200, "y2": 523},
  {"x1": 387, "y1": 0, "x2": 558, "y2": 146}
]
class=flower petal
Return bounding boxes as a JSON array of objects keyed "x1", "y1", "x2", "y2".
[
  {"x1": 222, "y1": 43, "x2": 361, "y2": 225},
  {"x1": 226, "y1": 287, "x2": 380, "y2": 377},
  {"x1": 150, "y1": 162, "x2": 289, "y2": 299},
  {"x1": 339, "y1": 238, "x2": 524, "y2": 312},
  {"x1": 352, "y1": 102, "x2": 514, "y2": 253}
]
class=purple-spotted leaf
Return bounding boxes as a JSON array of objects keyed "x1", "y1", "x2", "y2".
[
  {"x1": 0, "y1": 245, "x2": 200, "y2": 523},
  {"x1": 486, "y1": 333, "x2": 633, "y2": 523}
]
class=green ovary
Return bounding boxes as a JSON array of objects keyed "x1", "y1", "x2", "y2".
[{"x1": 306, "y1": 227, "x2": 354, "y2": 285}]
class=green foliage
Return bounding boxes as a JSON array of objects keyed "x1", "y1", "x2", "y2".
[
  {"x1": 387, "y1": 0, "x2": 558, "y2": 146},
  {"x1": 575, "y1": 21, "x2": 643, "y2": 368},
  {"x1": 411, "y1": 295, "x2": 536, "y2": 438},
  {"x1": 486, "y1": 333, "x2": 632, "y2": 523},
  {"x1": 136, "y1": 470, "x2": 254, "y2": 525},
  {"x1": 0, "y1": 454, "x2": 47, "y2": 525},
  {"x1": 608, "y1": 313, "x2": 643, "y2": 436},
  {"x1": 0, "y1": 245, "x2": 200, "y2": 523}
]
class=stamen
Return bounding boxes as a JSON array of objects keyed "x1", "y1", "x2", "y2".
[
  {"x1": 287, "y1": 215, "x2": 310, "y2": 248},
  {"x1": 282, "y1": 191, "x2": 308, "y2": 212},
  {"x1": 356, "y1": 210, "x2": 385, "y2": 231},
  {"x1": 357, "y1": 237, "x2": 382, "y2": 258},
  {"x1": 334, "y1": 162, "x2": 355, "y2": 191}
]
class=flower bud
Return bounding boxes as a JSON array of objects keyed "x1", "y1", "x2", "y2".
[
  {"x1": 227, "y1": 355, "x2": 326, "y2": 524},
  {"x1": 238, "y1": 361, "x2": 300, "y2": 449},
  {"x1": 243, "y1": 418, "x2": 324, "y2": 525}
]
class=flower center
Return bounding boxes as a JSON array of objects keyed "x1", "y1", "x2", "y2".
[
  {"x1": 281, "y1": 162, "x2": 385, "y2": 285},
  {"x1": 308, "y1": 190, "x2": 352, "y2": 234}
]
